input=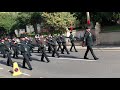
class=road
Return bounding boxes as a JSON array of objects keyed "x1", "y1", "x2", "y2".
[{"x1": 0, "y1": 49, "x2": 120, "y2": 78}]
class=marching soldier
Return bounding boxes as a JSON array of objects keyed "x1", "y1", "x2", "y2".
[
  {"x1": 0, "y1": 39, "x2": 13, "y2": 66},
  {"x1": 49, "y1": 36, "x2": 60, "y2": 58},
  {"x1": 46, "y1": 35, "x2": 52, "y2": 53},
  {"x1": 11, "y1": 39, "x2": 19, "y2": 59},
  {"x1": 35, "y1": 34, "x2": 41, "y2": 53},
  {"x1": 28, "y1": 37, "x2": 34, "y2": 53},
  {"x1": 0, "y1": 39, "x2": 6, "y2": 58},
  {"x1": 35, "y1": 34, "x2": 40, "y2": 44},
  {"x1": 37, "y1": 35, "x2": 46, "y2": 53},
  {"x1": 69, "y1": 32, "x2": 78, "y2": 52},
  {"x1": 4, "y1": 37, "x2": 11, "y2": 50},
  {"x1": 6, "y1": 48, "x2": 13, "y2": 66},
  {"x1": 18, "y1": 35, "x2": 32, "y2": 70},
  {"x1": 2, "y1": 37, "x2": 11, "y2": 58},
  {"x1": 56, "y1": 35, "x2": 63, "y2": 52},
  {"x1": 60, "y1": 34, "x2": 70, "y2": 54},
  {"x1": 83, "y1": 28, "x2": 99, "y2": 60},
  {"x1": 25, "y1": 37, "x2": 33, "y2": 56},
  {"x1": 39, "y1": 36, "x2": 50, "y2": 63}
]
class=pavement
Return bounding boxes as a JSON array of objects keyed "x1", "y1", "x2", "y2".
[
  {"x1": 34, "y1": 45, "x2": 120, "y2": 51},
  {"x1": 66, "y1": 45, "x2": 120, "y2": 50}
]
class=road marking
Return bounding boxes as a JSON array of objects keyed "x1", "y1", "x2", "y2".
[
  {"x1": 48, "y1": 57, "x2": 96, "y2": 61},
  {"x1": 22, "y1": 73, "x2": 31, "y2": 76}
]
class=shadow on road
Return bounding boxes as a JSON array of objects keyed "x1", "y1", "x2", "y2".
[
  {"x1": 35, "y1": 53, "x2": 94, "y2": 60},
  {"x1": 0, "y1": 60, "x2": 7, "y2": 66}
]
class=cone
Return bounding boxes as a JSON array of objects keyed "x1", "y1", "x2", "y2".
[{"x1": 12, "y1": 62, "x2": 22, "y2": 76}]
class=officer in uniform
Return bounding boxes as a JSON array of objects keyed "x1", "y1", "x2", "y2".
[
  {"x1": 69, "y1": 32, "x2": 78, "y2": 52},
  {"x1": 60, "y1": 34, "x2": 70, "y2": 54},
  {"x1": 83, "y1": 28, "x2": 99, "y2": 60},
  {"x1": 18, "y1": 35, "x2": 32, "y2": 70}
]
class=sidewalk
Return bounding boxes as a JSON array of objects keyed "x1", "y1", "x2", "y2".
[
  {"x1": 34, "y1": 45, "x2": 120, "y2": 50},
  {"x1": 66, "y1": 46, "x2": 120, "y2": 50}
]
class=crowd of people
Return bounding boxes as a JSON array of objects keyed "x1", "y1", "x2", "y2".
[{"x1": 0, "y1": 27, "x2": 99, "y2": 70}]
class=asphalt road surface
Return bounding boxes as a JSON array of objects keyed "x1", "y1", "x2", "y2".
[{"x1": 0, "y1": 49, "x2": 120, "y2": 78}]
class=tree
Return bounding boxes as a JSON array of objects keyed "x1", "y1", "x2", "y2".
[
  {"x1": 41, "y1": 12, "x2": 77, "y2": 34},
  {"x1": 72, "y1": 12, "x2": 120, "y2": 27},
  {"x1": 0, "y1": 12, "x2": 17, "y2": 35},
  {"x1": 29, "y1": 12, "x2": 43, "y2": 34},
  {"x1": 15, "y1": 12, "x2": 30, "y2": 32}
]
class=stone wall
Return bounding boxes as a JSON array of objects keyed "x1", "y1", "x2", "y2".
[{"x1": 99, "y1": 32, "x2": 120, "y2": 45}]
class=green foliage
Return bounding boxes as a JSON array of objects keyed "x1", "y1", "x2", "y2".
[
  {"x1": 0, "y1": 12, "x2": 17, "y2": 33},
  {"x1": 41, "y1": 12, "x2": 77, "y2": 34},
  {"x1": 72, "y1": 12, "x2": 120, "y2": 27},
  {"x1": 15, "y1": 12, "x2": 31, "y2": 29},
  {"x1": 3, "y1": 12, "x2": 120, "y2": 36}
]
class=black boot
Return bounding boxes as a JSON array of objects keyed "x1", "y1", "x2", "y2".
[
  {"x1": 94, "y1": 58, "x2": 99, "y2": 60},
  {"x1": 84, "y1": 57, "x2": 89, "y2": 59}
]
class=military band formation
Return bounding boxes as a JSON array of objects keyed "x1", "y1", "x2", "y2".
[{"x1": 0, "y1": 27, "x2": 99, "y2": 70}]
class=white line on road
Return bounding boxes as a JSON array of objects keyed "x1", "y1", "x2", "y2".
[
  {"x1": 22, "y1": 73, "x2": 31, "y2": 76},
  {"x1": 48, "y1": 57, "x2": 96, "y2": 61}
]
